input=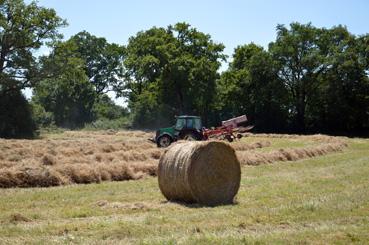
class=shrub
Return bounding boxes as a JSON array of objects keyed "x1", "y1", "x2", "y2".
[
  {"x1": 93, "y1": 94, "x2": 128, "y2": 120},
  {"x1": 0, "y1": 90, "x2": 36, "y2": 139},
  {"x1": 30, "y1": 102, "x2": 55, "y2": 127},
  {"x1": 83, "y1": 117, "x2": 131, "y2": 130}
]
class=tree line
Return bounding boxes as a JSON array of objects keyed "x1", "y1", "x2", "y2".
[{"x1": 1, "y1": 0, "x2": 368, "y2": 138}]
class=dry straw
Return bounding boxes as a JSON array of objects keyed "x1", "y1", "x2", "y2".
[
  {"x1": 0, "y1": 130, "x2": 159, "y2": 188},
  {"x1": 158, "y1": 141, "x2": 241, "y2": 206},
  {"x1": 237, "y1": 141, "x2": 347, "y2": 165},
  {"x1": 0, "y1": 131, "x2": 347, "y2": 188}
]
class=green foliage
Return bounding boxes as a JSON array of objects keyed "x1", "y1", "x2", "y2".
[
  {"x1": 267, "y1": 23, "x2": 369, "y2": 133},
  {"x1": 121, "y1": 22, "x2": 368, "y2": 133},
  {"x1": 83, "y1": 117, "x2": 131, "y2": 131},
  {"x1": 0, "y1": 90, "x2": 36, "y2": 138},
  {"x1": 0, "y1": 0, "x2": 65, "y2": 138},
  {"x1": 30, "y1": 102, "x2": 54, "y2": 127},
  {"x1": 69, "y1": 31, "x2": 125, "y2": 94},
  {"x1": 0, "y1": 0, "x2": 66, "y2": 95},
  {"x1": 220, "y1": 23, "x2": 369, "y2": 134},
  {"x1": 218, "y1": 44, "x2": 289, "y2": 132},
  {"x1": 93, "y1": 94, "x2": 128, "y2": 120},
  {"x1": 311, "y1": 29, "x2": 369, "y2": 132},
  {"x1": 124, "y1": 22, "x2": 225, "y2": 127},
  {"x1": 2, "y1": 6, "x2": 368, "y2": 136},
  {"x1": 34, "y1": 41, "x2": 97, "y2": 129},
  {"x1": 269, "y1": 23, "x2": 323, "y2": 131},
  {"x1": 131, "y1": 89, "x2": 173, "y2": 128},
  {"x1": 31, "y1": 31, "x2": 126, "y2": 131}
]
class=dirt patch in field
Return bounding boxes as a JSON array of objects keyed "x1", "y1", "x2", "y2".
[
  {"x1": 96, "y1": 200, "x2": 165, "y2": 210},
  {"x1": 8, "y1": 213, "x2": 32, "y2": 223}
]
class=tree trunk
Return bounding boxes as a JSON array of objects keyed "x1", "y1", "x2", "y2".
[
  {"x1": 176, "y1": 84, "x2": 184, "y2": 114},
  {"x1": 296, "y1": 89, "x2": 306, "y2": 132}
]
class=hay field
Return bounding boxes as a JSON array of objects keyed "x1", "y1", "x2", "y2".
[
  {"x1": 0, "y1": 130, "x2": 159, "y2": 188},
  {"x1": 0, "y1": 130, "x2": 347, "y2": 188},
  {"x1": 0, "y1": 132, "x2": 368, "y2": 244}
]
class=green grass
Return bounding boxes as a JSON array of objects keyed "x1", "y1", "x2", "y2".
[
  {"x1": 0, "y1": 137, "x2": 368, "y2": 244},
  {"x1": 241, "y1": 136, "x2": 316, "y2": 151}
]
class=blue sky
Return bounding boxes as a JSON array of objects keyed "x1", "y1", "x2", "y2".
[
  {"x1": 35, "y1": 0, "x2": 369, "y2": 58},
  {"x1": 25, "y1": 0, "x2": 369, "y2": 104}
]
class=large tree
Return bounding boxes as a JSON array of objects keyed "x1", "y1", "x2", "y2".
[
  {"x1": 220, "y1": 23, "x2": 369, "y2": 134},
  {"x1": 69, "y1": 31, "x2": 125, "y2": 94},
  {"x1": 0, "y1": 0, "x2": 66, "y2": 96},
  {"x1": 124, "y1": 23, "x2": 225, "y2": 127},
  {"x1": 33, "y1": 41, "x2": 96, "y2": 128},
  {"x1": 269, "y1": 23, "x2": 325, "y2": 131},
  {"x1": 311, "y1": 27, "x2": 369, "y2": 132},
  {"x1": 218, "y1": 44, "x2": 289, "y2": 132}
]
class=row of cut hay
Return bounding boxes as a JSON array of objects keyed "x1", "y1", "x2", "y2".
[
  {"x1": 237, "y1": 141, "x2": 348, "y2": 166},
  {"x1": 243, "y1": 133, "x2": 316, "y2": 139},
  {"x1": 0, "y1": 137, "x2": 160, "y2": 168},
  {"x1": 61, "y1": 130, "x2": 153, "y2": 139},
  {"x1": 0, "y1": 130, "x2": 160, "y2": 188},
  {"x1": 243, "y1": 133, "x2": 347, "y2": 142},
  {"x1": 173, "y1": 140, "x2": 271, "y2": 152},
  {"x1": 0, "y1": 161, "x2": 158, "y2": 188},
  {"x1": 231, "y1": 141, "x2": 271, "y2": 151}
]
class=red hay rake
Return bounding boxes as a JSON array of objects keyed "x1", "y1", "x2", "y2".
[{"x1": 203, "y1": 115, "x2": 253, "y2": 142}]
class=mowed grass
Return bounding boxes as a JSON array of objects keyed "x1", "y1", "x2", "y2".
[
  {"x1": 240, "y1": 135, "x2": 320, "y2": 151},
  {"x1": 0, "y1": 137, "x2": 368, "y2": 244}
]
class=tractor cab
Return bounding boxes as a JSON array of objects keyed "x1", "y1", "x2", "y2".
[{"x1": 153, "y1": 115, "x2": 203, "y2": 147}]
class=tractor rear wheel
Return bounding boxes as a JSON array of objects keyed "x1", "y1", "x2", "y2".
[{"x1": 158, "y1": 135, "x2": 172, "y2": 147}]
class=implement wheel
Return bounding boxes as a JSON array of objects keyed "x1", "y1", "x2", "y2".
[{"x1": 225, "y1": 135, "x2": 233, "y2": 142}]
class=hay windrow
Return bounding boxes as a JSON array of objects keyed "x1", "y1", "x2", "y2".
[
  {"x1": 0, "y1": 131, "x2": 348, "y2": 188},
  {"x1": 237, "y1": 141, "x2": 347, "y2": 165},
  {"x1": 0, "y1": 130, "x2": 158, "y2": 188},
  {"x1": 231, "y1": 141, "x2": 271, "y2": 151}
]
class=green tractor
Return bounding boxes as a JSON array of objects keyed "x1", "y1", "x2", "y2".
[{"x1": 152, "y1": 115, "x2": 203, "y2": 147}]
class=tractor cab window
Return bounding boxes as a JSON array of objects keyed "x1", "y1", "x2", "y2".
[
  {"x1": 175, "y1": 118, "x2": 186, "y2": 130},
  {"x1": 186, "y1": 118, "x2": 194, "y2": 128},
  {"x1": 194, "y1": 118, "x2": 202, "y2": 130}
]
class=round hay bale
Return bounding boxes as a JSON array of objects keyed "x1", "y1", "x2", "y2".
[{"x1": 158, "y1": 141, "x2": 241, "y2": 206}]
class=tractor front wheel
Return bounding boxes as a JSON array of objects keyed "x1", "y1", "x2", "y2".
[{"x1": 157, "y1": 135, "x2": 172, "y2": 147}]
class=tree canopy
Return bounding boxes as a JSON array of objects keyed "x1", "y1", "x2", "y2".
[
  {"x1": 124, "y1": 23, "x2": 225, "y2": 127},
  {"x1": 217, "y1": 43, "x2": 289, "y2": 132},
  {"x1": 0, "y1": 0, "x2": 66, "y2": 96},
  {"x1": 33, "y1": 40, "x2": 96, "y2": 128},
  {"x1": 69, "y1": 31, "x2": 125, "y2": 94}
]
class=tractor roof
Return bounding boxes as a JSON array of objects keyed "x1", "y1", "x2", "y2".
[{"x1": 176, "y1": 115, "x2": 201, "y2": 119}]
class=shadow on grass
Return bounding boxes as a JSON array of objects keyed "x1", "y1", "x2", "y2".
[{"x1": 161, "y1": 200, "x2": 239, "y2": 208}]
